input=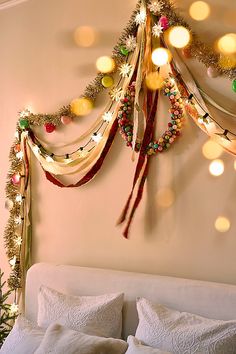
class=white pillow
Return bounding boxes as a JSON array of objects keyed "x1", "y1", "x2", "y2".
[
  {"x1": 125, "y1": 336, "x2": 171, "y2": 354},
  {"x1": 34, "y1": 323, "x2": 128, "y2": 354},
  {"x1": 0, "y1": 316, "x2": 44, "y2": 354},
  {"x1": 135, "y1": 298, "x2": 236, "y2": 354},
  {"x1": 37, "y1": 286, "x2": 124, "y2": 338}
]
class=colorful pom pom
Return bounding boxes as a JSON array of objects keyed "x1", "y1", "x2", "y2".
[{"x1": 44, "y1": 123, "x2": 56, "y2": 133}]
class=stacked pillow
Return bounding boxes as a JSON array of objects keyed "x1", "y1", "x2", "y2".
[
  {"x1": 2, "y1": 288, "x2": 236, "y2": 354},
  {"x1": 0, "y1": 286, "x2": 127, "y2": 354}
]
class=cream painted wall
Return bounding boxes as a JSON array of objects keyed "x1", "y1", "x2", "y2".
[{"x1": 0, "y1": 0, "x2": 236, "y2": 285}]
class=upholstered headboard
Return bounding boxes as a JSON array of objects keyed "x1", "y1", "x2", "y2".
[{"x1": 25, "y1": 263, "x2": 236, "y2": 339}]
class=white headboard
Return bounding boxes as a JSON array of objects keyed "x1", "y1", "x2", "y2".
[{"x1": 25, "y1": 263, "x2": 236, "y2": 338}]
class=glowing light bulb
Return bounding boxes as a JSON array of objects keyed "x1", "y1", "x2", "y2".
[
  {"x1": 16, "y1": 194, "x2": 23, "y2": 203},
  {"x1": 96, "y1": 56, "x2": 115, "y2": 73},
  {"x1": 45, "y1": 155, "x2": 54, "y2": 163},
  {"x1": 92, "y1": 133, "x2": 102, "y2": 143},
  {"x1": 215, "y1": 216, "x2": 231, "y2": 233},
  {"x1": 145, "y1": 72, "x2": 164, "y2": 90},
  {"x1": 78, "y1": 149, "x2": 89, "y2": 158},
  {"x1": 202, "y1": 139, "x2": 223, "y2": 160},
  {"x1": 209, "y1": 159, "x2": 224, "y2": 176},
  {"x1": 189, "y1": 1, "x2": 210, "y2": 21},
  {"x1": 217, "y1": 33, "x2": 236, "y2": 55},
  {"x1": 168, "y1": 26, "x2": 191, "y2": 48},
  {"x1": 73, "y1": 26, "x2": 96, "y2": 47},
  {"x1": 156, "y1": 188, "x2": 175, "y2": 208},
  {"x1": 16, "y1": 151, "x2": 24, "y2": 159},
  {"x1": 9, "y1": 256, "x2": 16, "y2": 269},
  {"x1": 32, "y1": 145, "x2": 40, "y2": 154},
  {"x1": 151, "y1": 48, "x2": 172, "y2": 66},
  {"x1": 102, "y1": 112, "x2": 113, "y2": 122}
]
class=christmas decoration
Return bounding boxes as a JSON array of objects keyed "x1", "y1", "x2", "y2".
[
  {"x1": 0, "y1": 269, "x2": 18, "y2": 347},
  {"x1": 3, "y1": 0, "x2": 236, "y2": 313}
]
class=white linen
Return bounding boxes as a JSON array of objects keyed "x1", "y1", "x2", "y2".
[
  {"x1": 34, "y1": 323, "x2": 128, "y2": 354},
  {"x1": 37, "y1": 285, "x2": 124, "y2": 338},
  {"x1": 135, "y1": 298, "x2": 236, "y2": 354},
  {"x1": 0, "y1": 316, "x2": 44, "y2": 354},
  {"x1": 125, "y1": 336, "x2": 171, "y2": 354}
]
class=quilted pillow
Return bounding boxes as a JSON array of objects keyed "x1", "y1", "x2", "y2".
[
  {"x1": 34, "y1": 323, "x2": 128, "y2": 354},
  {"x1": 125, "y1": 336, "x2": 171, "y2": 354},
  {"x1": 0, "y1": 316, "x2": 44, "y2": 354},
  {"x1": 37, "y1": 286, "x2": 124, "y2": 338},
  {"x1": 135, "y1": 297, "x2": 236, "y2": 354}
]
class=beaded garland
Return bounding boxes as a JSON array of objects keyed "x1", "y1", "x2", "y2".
[{"x1": 117, "y1": 77, "x2": 184, "y2": 155}]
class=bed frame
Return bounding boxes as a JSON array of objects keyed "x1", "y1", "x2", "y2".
[{"x1": 25, "y1": 263, "x2": 236, "y2": 339}]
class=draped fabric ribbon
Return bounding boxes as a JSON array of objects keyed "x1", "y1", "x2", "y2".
[
  {"x1": 118, "y1": 90, "x2": 159, "y2": 238},
  {"x1": 169, "y1": 47, "x2": 236, "y2": 155}
]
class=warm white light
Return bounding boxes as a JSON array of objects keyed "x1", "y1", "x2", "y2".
[
  {"x1": 71, "y1": 98, "x2": 93, "y2": 116},
  {"x1": 189, "y1": 1, "x2": 210, "y2": 21},
  {"x1": 32, "y1": 145, "x2": 40, "y2": 154},
  {"x1": 151, "y1": 48, "x2": 172, "y2": 66},
  {"x1": 16, "y1": 151, "x2": 24, "y2": 159},
  {"x1": 96, "y1": 56, "x2": 115, "y2": 73},
  {"x1": 215, "y1": 216, "x2": 231, "y2": 233},
  {"x1": 78, "y1": 149, "x2": 89, "y2": 158},
  {"x1": 168, "y1": 26, "x2": 191, "y2": 48},
  {"x1": 145, "y1": 72, "x2": 164, "y2": 90},
  {"x1": 202, "y1": 140, "x2": 223, "y2": 160},
  {"x1": 217, "y1": 33, "x2": 236, "y2": 55},
  {"x1": 9, "y1": 256, "x2": 16, "y2": 269},
  {"x1": 209, "y1": 159, "x2": 224, "y2": 176},
  {"x1": 46, "y1": 155, "x2": 54, "y2": 163},
  {"x1": 73, "y1": 26, "x2": 96, "y2": 48},
  {"x1": 156, "y1": 188, "x2": 175, "y2": 208},
  {"x1": 92, "y1": 133, "x2": 102, "y2": 143},
  {"x1": 15, "y1": 194, "x2": 23, "y2": 203},
  {"x1": 102, "y1": 112, "x2": 113, "y2": 122}
]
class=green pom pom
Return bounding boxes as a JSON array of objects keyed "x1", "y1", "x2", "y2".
[
  {"x1": 19, "y1": 119, "x2": 29, "y2": 130},
  {"x1": 120, "y1": 46, "x2": 129, "y2": 56},
  {"x1": 232, "y1": 79, "x2": 236, "y2": 93}
]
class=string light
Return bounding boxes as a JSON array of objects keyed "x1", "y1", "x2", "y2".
[
  {"x1": 215, "y1": 216, "x2": 231, "y2": 233},
  {"x1": 15, "y1": 194, "x2": 23, "y2": 203},
  {"x1": 102, "y1": 112, "x2": 113, "y2": 122},
  {"x1": 209, "y1": 159, "x2": 224, "y2": 176},
  {"x1": 215, "y1": 129, "x2": 231, "y2": 142},
  {"x1": 92, "y1": 132, "x2": 102, "y2": 143},
  {"x1": 78, "y1": 148, "x2": 89, "y2": 158},
  {"x1": 70, "y1": 97, "x2": 93, "y2": 116},
  {"x1": 145, "y1": 72, "x2": 164, "y2": 90}
]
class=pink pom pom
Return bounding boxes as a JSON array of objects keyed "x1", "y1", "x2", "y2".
[
  {"x1": 61, "y1": 116, "x2": 72, "y2": 125},
  {"x1": 159, "y1": 16, "x2": 169, "y2": 30},
  {"x1": 11, "y1": 173, "x2": 21, "y2": 185},
  {"x1": 44, "y1": 123, "x2": 56, "y2": 133}
]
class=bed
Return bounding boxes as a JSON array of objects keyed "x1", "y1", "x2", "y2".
[
  {"x1": 25, "y1": 262, "x2": 236, "y2": 339},
  {"x1": 3, "y1": 262, "x2": 236, "y2": 353}
]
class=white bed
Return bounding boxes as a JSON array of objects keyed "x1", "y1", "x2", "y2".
[{"x1": 25, "y1": 263, "x2": 236, "y2": 339}]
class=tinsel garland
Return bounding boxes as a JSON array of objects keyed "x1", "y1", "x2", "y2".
[{"x1": 148, "y1": 0, "x2": 236, "y2": 80}]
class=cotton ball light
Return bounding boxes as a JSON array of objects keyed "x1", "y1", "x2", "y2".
[
  {"x1": 71, "y1": 97, "x2": 93, "y2": 116},
  {"x1": 96, "y1": 56, "x2": 115, "y2": 73},
  {"x1": 209, "y1": 159, "x2": 224, "y2": 176},
  {"x1": 215, "y1": 216, "x2": 231, "y2": 233},
  {"x1": 145, "y1": 72, "x2": 164, "y2": 90},
  {"x1": 189, "y1": 1, "x2": 210, "y2": 21}
]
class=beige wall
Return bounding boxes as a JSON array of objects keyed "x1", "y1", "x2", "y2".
[{"x1": 0, "y1": 0, "x2": 236, "y2": 285}]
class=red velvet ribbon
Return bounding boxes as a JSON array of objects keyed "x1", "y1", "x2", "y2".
[
  {"x1": 44, "y1": 119, "x2": 118, "y2": 188},
  {"x1": 118, "y1": 89, "x2": 159, "y2": 238}
]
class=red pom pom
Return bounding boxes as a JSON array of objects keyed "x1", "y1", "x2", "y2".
[
  {"x1": 44, "y1": 123, "x2": 56, "y2": 133},
  {"x1": 159, "y1": 16, "x2": 169, "y2": 30}
]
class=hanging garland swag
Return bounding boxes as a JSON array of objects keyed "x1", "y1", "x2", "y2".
[{"x1": 3, "y1": 0, "x2": 236, "y2": 311}]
